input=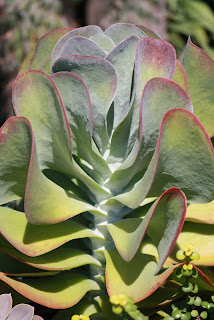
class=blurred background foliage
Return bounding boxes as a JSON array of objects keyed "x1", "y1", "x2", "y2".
[{"x1": 0, "y1": 0, "x2": 214, "y2": 125}]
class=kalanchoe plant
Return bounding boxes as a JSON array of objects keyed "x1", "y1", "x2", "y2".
[
  {"x1": 0, "y1": 23, "x2": 214, "y2": 319},
  {"x1": 0, "y1": 293, "x2": 43, "y2": 320}
]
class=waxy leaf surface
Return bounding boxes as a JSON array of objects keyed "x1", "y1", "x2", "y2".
[
  {"x1": 180, "y1": 38, "x2": 214, "y2": 136},
  {"x1": 90, "y1": 34, "x2": 115, "y2": 53},
  {"x1": 115, "y1": 109, "x2": 214, "y2": 207},
  {"x1": 51, "y1": 25, "x2": 103, "y2": 64},
  {"x1": 0, "y1": 117, "x2": 31, "y2": 204},
  {"x1": 104, "y1": 23, "x2": 146, "y2": 44},
  {"x1": 108, "y1": 188, "x2": 186, "y2": 274},
  {"x1": 105, "y1": 250, "x2": 179, "y2": 302},
  {"x1": 60, "y1": 36, "x2": 106, "y2": 58},
  {"x1": 0, "y1": 271, "x2": 100, "y2": 309},
  {"x1": 0, "y1": 239, "x2": 101, "y2": 271},
  {"x1": 52, "y1": 72, "x2": 111, "y2": 179},
  {"x1": 52, "y1": 55, "x2": 118, "y2": 154},
  {"x1": 0, "y1": 207, "x2": 98, "y2": 257},
  {"x1": 186, "y1": 201, "x2": 214, "y2": 224}
]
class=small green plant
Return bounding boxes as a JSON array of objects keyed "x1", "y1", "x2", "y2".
[
  {"x1": 0, "y1": 23, "x2": 214, "y2": 319},
  {"x1": 162, "y1": 247, "x2": 214, "y2": 320}
]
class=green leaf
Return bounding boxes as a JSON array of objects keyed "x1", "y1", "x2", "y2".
[
  {"x1": 52, "y1": 72, "x2": 111, "y2": 179},
  {"x1": 105, "y1": 250, "x2": 179, "y2": 302},
  {"x1": 52, "y1": 56, "x2": 118, "y2": 154},
  {"x1": 186, "y1": 201, "x2": 214, "y2": 224},
  {"x1": 173, "y1": 60, "x2": 188, "y2": 93},
  {"x1": 0, "y1": 207, "x2": 99, "y2": 257},
  {"x1": 0, "y1": 271, "x2": 100, "y2": 309},
  {"x1": 13, "y1": 70, "x2": 109, "y2": 202},
  {"x1": 135, "y1": 24, "x2": 161, "y2": 39},
  {"x1": 13, "y1": 70, "x2": 72, "y2": 173},
  {"x1": 108, "y1": 188, "x2": 186, "y2": 274},
  {"x1": 115, "y1": 109, "x2": 214, "y2": 207},
  {"x1": 90, "y1": 34, "x2": 115, "y2": 53},
  {"x1": 106, "y1": 35, "x2": 139, "y2": 130},
  {"x1": 127, "y1": 37, "x2": 177, "y2": 155},
  {"x1": 0, "y1": 238, "x2": 101, "y2": 271},
  {"x1": 51, "y1": 25, "x2": 104, "y2": 64},
  {"x1": 180, "y1": 38, "x2": 214, "y2": 137},
  {"x1": 0, "y1": 117, "x2": 31, "y2": 204},
  {"x1": 108, "y1": 78, "x2": 193, "y2": 192},
  {"x1": 29, "y1": 28, "x2": 72, "y2": 73},
  {"x1": 104, "y1": 23, "x2": 146, "y2": 44},
  {"x1": 59, "y1": 36, "x2": 106, "y2": 58}
]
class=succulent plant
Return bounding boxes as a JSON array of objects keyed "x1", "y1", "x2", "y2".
[
  {"x1": 0, "y1": 293, "x2": 43, "y2": 320},
  {"x1": 0, "y1": 23, "x2": 214, "y2": 319}
]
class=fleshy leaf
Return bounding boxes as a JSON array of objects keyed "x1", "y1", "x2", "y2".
[
  {"x1": 127, "y1": 37, "x2": 176, "y2": 157},
  {"x1": 104, "y1": 23, "x2": 146, "y2": 44},
  {"x1": 51, "y1": 72, "x2": 111, "y2": 179},
  {"x1": 105, "y1": 250, "x2": 179, "y2": 302},
  {"x1": 51, "y1": 25, "x2": 104, "y2": 64},
  {"x1": 52, "y1": 55, "x2": 118, "y2": 154},
  {"x1": 90, "y1": 34, "x2": 115, "y2": 53},
  {"x1": 0, "y1": 271, "x2": 100, "y2": 309},
  {"x1": 0, "y1": 238, "x2": 101, "y2": 270},
  {"x1": 13, "y1": 70, "x2": 109, "y2": 202},
  {"x1": 107, "y1": 77, "x2": 193, "y2": 191},
  {"x1": 0, "y1": 117, "x2": 31, "y2": 204},
  {"x1": 0, "y1": 293, "x2": 12, "y2": 320},
  {"x1": 106, "y1": 35, "x2": 139, "y2": 130},
  {"x1": 0, "y1": 207, "x2": 99, "y2": 257},
  {"x1": 28, "y1": 28, "x2": 72, "y2": 73},
  {"x1": 180, "y1": 37, "x2": 214, "y2": 137},
  {"x1": 135, "y1": 24, "x2": 161, "y2": 39},
  {"x1": 108, "y1": 188, "x2": 186, "y2": 274},
  {"x1": 60, "y1": 36, "x2": 106, "y2": 58},
  {"x1": 7, "y1": 304, "x2": 34, "y2": 320},
  {"x1": 186, "y1": 201, "x2": 214, "y2": 224},
  {"x1": 13, "y1": 70, "x2": 72, "y2": 173},
  {"x1": 173, "y1": 60, "x2": 188, "y2": 93},
  {"x1": 115, "y1": 109, "x2": 214, "y2": 207},
  {"x1": 33, "y1": 317, "x2": 44, "y2": 320}
]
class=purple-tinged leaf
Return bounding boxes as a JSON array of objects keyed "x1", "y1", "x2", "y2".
[
  {"x1": 135, "y1": 24, "x2": 161, "y2": 39},
  {"x1": 173, "y1": 60, "x2": 189, "y2": 93},
  {"x1": 33, "y1": 317, "x2": 44, "y2": 320},
  {"x1": 180, "y1": 37, "x2": 214, "y2": 137},
  {"x1": 51, "y1": 25, "x2": 103, "y2": 65},
  {"x1": 0, "y1": 293, "x2": 12, "y2": 320},
  {"x1": 115, "y1": 109, "x2": 214, "y2": 207},
  {"x1": 104, "y1": 23, "x2": 146, "y2": 44},
  {"x1": 13, "y1": 70, "x2": 109, "y2": 202},
  {"x1": 60, "y1": 36, "x2": 106, "y2": 58},
  {"x1": 108, "y1": 188, "x2": 186, "y2": 274},
  {"x1": 127, "y1": 37, "x2": 177, "y2": 156},
  {"x1": 52, "y1": 56, "x2": 118, "y2": 154},
  {"x1": 28, "y1": 28, "x2": 72, "y2": 73},
  {"x1": 105, "y1": 250, "x2": 180, "y2": 302},
  {"x1": 107, "y1": 78, "x2": 192, "y2": 191},
  {"x1": 7, "y1": 304, "x2": 34, "y2": 320}
]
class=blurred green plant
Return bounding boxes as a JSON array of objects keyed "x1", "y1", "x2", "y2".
[
  {"x1": 167, "y1": 0, "x2": 214, "y2": 59},
  {"x1": 0, "y1": 0, "x2": 69, "y2": 66}
]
